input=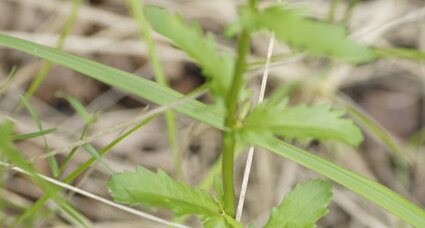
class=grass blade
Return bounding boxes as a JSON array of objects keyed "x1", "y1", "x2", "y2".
[
  {"x1": 12, "y1": 128, "x2": 57, "y2": 141},
  {"x1": 373, "y1": 47, "x2": 425, "y2": 60},
  {"x1": 0, "y1": 34, "x2": 223, "y2": 128},
  {"x1": 0, "y1": 65, "x2": 17, "y2": 94},
  {"x1": 20, "y1": 96, "x2": 59, "y2": 178}
]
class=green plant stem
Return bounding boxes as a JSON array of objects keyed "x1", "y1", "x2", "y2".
[
  {"x1": 127, "y1": 0, "x2": 182, "y2": 178},
  {"x1": 222, "y1": 30, "x2": 251, "y2": 217}
]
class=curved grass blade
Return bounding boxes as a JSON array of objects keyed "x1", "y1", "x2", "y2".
[{"x1": 0, "y1": 34, "x2": 224, "y2": 128}]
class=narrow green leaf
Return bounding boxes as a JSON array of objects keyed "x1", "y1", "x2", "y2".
[
  {"x1": 0, "y1": 34, "x2": 224, "y2": 129},
  {"x1": 243, "y1": 6, "x2": 374, "y2": 63},
  {"x1": 20, "y1": 96, "x2": 59, "y2": 177},
  {"x1": 1, "y1": 34, "x2": 424, "y2": 227},
  {"x1": 12, "y1": 128, "x2": 57, "y2": 141},
  {"x1": 265, "y1": 179, "x2": 332, "y2": 228},
  {"x1": 82, "y1": 144, "x2": 113, "y2": 174},
  {"x1": 0, "y1": 65, "x2": 17, "y2": 93},
  {"x1": 242, "y1": 102, "x2": 363, "y2": 146},
  {"x1": 373, "y1": 47, "x2": 425, "y2": 60},
  {"x1": 108, "y1": 166, "x2": 219, "y2": 217},
  {"x1": 144, "y1": 6, "x2": 235, "y2": 99}
]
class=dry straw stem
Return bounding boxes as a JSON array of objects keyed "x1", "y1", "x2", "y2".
[
  {"x1": 236, "y1": 33, "x2": 276, "y2": 221},
  {"x1": 0, "y1": 161, "x2": 190, "y2": 228},
  {"x1": 236, "y1": 0, "x2": 283, "y2": 220}
]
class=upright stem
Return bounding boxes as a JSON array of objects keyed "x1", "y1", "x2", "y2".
[{"x1": 222, "y1": 30, "x2": 251, "y2": 217}]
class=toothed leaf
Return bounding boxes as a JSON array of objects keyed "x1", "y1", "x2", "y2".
[
  {"x1": 144, "y1": 6, "x2": 234, "y2": 100},
  {"x1": 108, "y1": 166, "x2": 219, "y2": 217},
  {"x1": 265, "y1": 179, "x2": 332, "y2": 228},
  {"x1": 241, "y1": 101, "x2": 363, "y2": 146},
  {"x1": 243, "y1": 6, "x2": 374, "y2": 63}
]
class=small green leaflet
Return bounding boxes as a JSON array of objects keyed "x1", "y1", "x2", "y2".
[
  {"x1": 241, "y1": 100, "x2": 363, "y2": 146},
  {"x1": 108, "y1": 166, "x2": 219, "y2": 217},
  {"x1": 242, "y1": 6, "x2": 374, "y2": 63},
  {"x1": 144, "y1": 6, "x2": 235, "y2": 100},
  {"x1": 265, "y1": 179, "x2": 332, "y2": 228}
]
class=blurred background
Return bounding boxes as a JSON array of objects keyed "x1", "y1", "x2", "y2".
[{"x1": 0, "y1": 0, "x2": 424, "y2": 227}]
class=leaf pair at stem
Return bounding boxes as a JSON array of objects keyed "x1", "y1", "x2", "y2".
[{"x1": 110, "y1": 4, "x2": 368, "y2": 227}]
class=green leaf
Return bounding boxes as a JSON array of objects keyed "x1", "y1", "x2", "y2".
[
  {"x1": 242, "y1": 102, "x2": 363, "y2": 146},
  {"x1": 108, "y1": 166, "x2": 219, "y2": 217},
  {"x1": 0, "y1": 65, "x2": 16, "y2": 94},
  {"x1": 82, "y1": 144, "x2": 113, "y2": 174},
  {"x1": 373, "y1": 47, "x2": 425, "y2": 60},
  {"x1": 20, "y1": 96, "x2": 59, "y2": 177},
  {"x1": 243, "y1": 6, "x2": 374, "y2": 63},
  {"x1": 265, "y1": 179, "x2": 332, "y2": 228},
  {"x1": 12, "y1": 128, "x2": 57, "y2": 141},
  {"x1": 1, "y1": 34, "x2": 424, "y2": 227},
  {"x1": 144, "y1": 6, "x2": 234, "y2": 100},
  {"x1": 0, "y1": 34, "x2": 223, "y2": 129}
]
